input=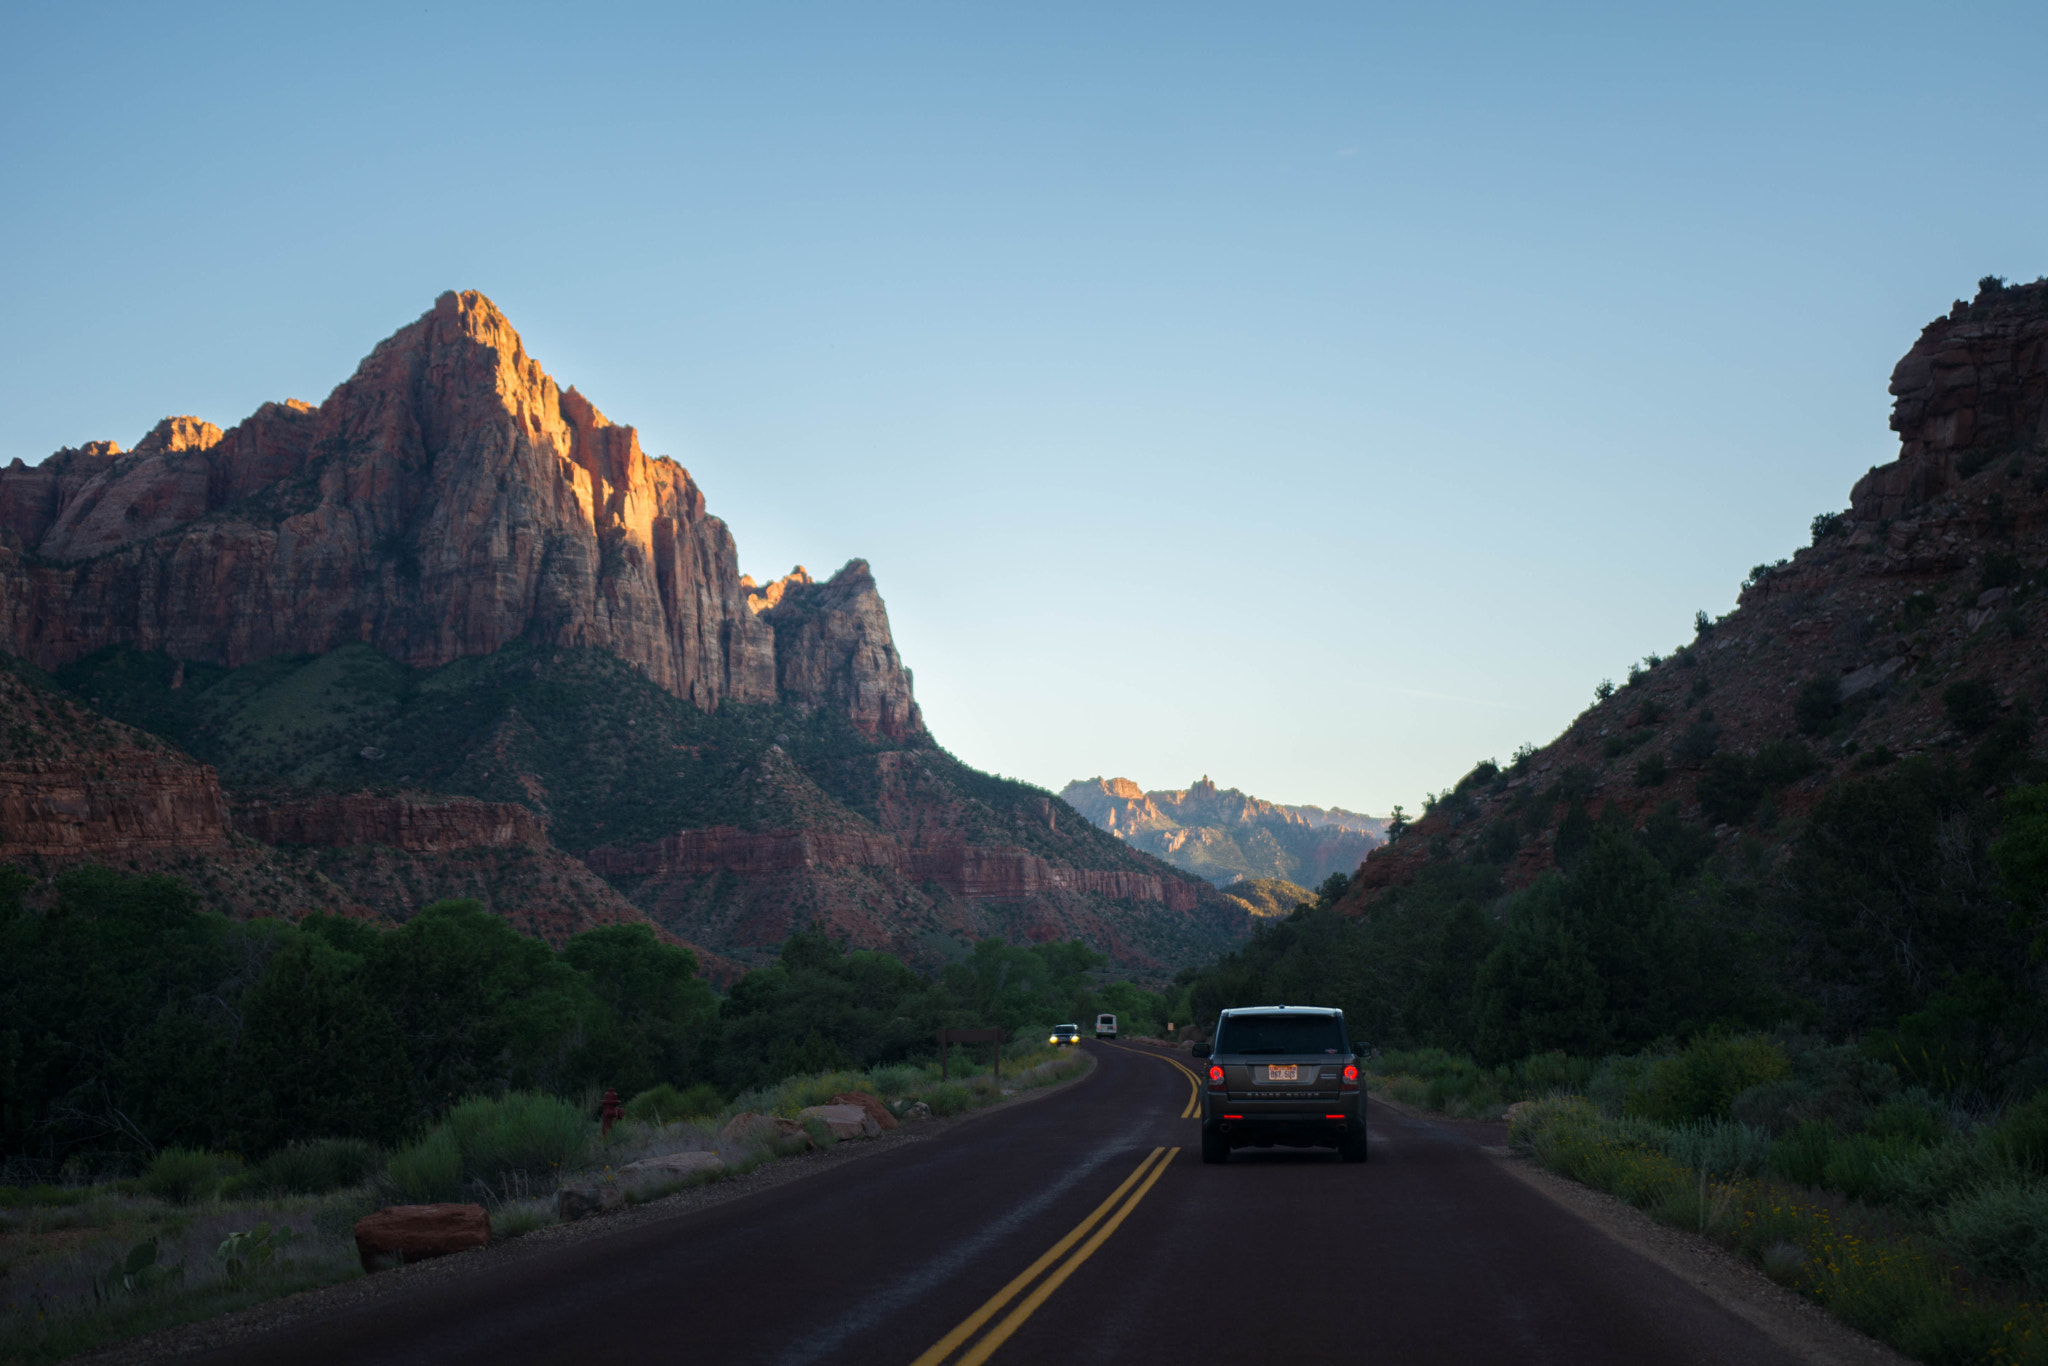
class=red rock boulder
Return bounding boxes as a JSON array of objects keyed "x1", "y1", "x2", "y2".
[
  {"x1": 831, "y1": 1091, "x2": 899, "y2": 1131},
  {"x1": 353, "y1": 1203, "x2": 490, "y2": 1271}
]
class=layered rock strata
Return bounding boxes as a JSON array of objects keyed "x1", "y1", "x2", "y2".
[
  {"x1": 0, "y1": 292, "x2": 920, "y2": 739},
  {"x1": 233, "y1": 794, "x2": 545, "y2": 853},
  {"x1": 583, "y1": 826, "x2": 1199, "y2": 911}
]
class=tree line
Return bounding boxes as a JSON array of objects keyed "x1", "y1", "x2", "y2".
[{"x1": 0, "y1": 866, "x2": 1173, "y2": 1175}]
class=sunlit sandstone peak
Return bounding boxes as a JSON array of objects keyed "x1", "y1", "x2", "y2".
[{"x1": 0, "y1": 290, "x2": 922, "y2": 740}]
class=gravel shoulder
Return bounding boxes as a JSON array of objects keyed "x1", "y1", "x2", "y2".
[{"x1": 79, "y1": 1055, "x2": 1098, "y2": 1366}]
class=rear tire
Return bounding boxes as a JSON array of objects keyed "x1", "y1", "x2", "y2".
[
  {"x1": 1201, "y1": 1128, "x2": 1231, "y2": 1164},
  {"x1": 1340, "y1": 1122, "x2": 1369, "y2": 1164}
]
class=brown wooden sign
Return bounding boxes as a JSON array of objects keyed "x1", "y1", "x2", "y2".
[{"x1": 937, "y1": 1027, "x2": 1005, "y2": 1081}]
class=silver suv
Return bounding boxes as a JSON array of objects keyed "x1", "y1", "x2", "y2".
[{"x1": 1192, "y1": 1006, "x2": 1367, "y2": 1164}]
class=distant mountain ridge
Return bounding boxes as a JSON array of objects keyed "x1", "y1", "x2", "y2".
[{"x1": 1060, "y1": 775, "x2": 1387, "y2": 888}]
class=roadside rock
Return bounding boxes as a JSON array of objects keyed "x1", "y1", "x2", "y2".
[
  {"x1": 830, "y1": 1091, "x2": 898, "y2": 1131},
  {"x1": 352, "y1": 1203, "x2": 490, "y2": 1271},
  {"x1": 799, "y1": 1104, "x2": 883, "y2": 1141},
  {"x1": 553, "y1": 1184, "x2": 626, "y2": 1222},
  {"x1": 616, "y1": 1150, "x2": 726, "y2": 1192},
  {"x1": 718, "y1": 1112, "x2": 815, "y2": 1151}
]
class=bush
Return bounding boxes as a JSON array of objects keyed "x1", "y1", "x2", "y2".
[
  {"x1": 1944, "y1": 678, "x2": 2000, "y2": 736},
  {"x1": 1863, "y1": 1094, "x2": 1944, "y2": 1149},
  {"x1": 1986, "y1": 1091, "x2": 2048, "y2": 1177},
  {"x1": 1811, "y1": 512, "x2": 1846, "y2": 544},
  {"x1": 1671, "y1": 718, "x2": 1722, "y2": 766},
  {"x1": 1660, "y1": 1120, "x2": 1773, "y2": 1178},
  {"x1": 1772, "y1": 1120, "x2": 1837, "y2": 1188},
  {"x1": 1696, "y1": 754, "x2": 1763, "y2": 826},
  {"x1": 1870, "y1": 1140, "x2": 1992, "y2": 1215},
  {"x1": 143, "y1": 1148, "x2": 237, "y2": 1205},
  {"x1": 384, "y1": 1126, "x2": 464, "y2": 1203},
  {"x1": 252, "y1": 1138, "x2": 381, "y2": 1196},
  {"x1": 1936, "y1": 1179, "x2": 2048, "y2": 1287},
  {"x1": 1794, "y1": 677, "x2": 1842, "y2": 736},
  {"x1": 1823, "y1": 1132, "x2": 1919, "y2": 1202},
  {"x1": 1634, "y1": 752, "x2": 1668, "y2": 788},
  {"x1": 445, "y1": 1093, "x2": 591, "y2": 1187},
  {"x1": 623, "y1": 1082, "x2": 724, "y2": 1125},
  {"x1": 1635, "y1": 1036, "x2": 1791, "y2": 1124},
  {"x1": 1752, "y1": 740, "x2": 1821, "y2": 787}
]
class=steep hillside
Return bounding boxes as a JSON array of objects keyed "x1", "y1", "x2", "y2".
[
  {"x1": 1218, "y1": 876, "x2": 1315, "y2": 917},
  {"x1": 1062, "y1": 775, "x2": 1385, "y2": 887},
  {"x1": 0, "y1": 292, "x2": 1248, "y2": 978},
  {"x1": 1345, "y1": 274, "x2": 2048, "y2": 906}
]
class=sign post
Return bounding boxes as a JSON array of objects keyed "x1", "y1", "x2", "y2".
[{"x1": 937, "y1": 1027, "x2": 1004, "y2": 1083}]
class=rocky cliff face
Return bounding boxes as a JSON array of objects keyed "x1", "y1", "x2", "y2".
[
  {"x1": 0, "y1": 292, "x2": 919, "y2": 739},
  {"x1": 1061, "y1": 774, "x2": 1386, "y2": 888},
  {"x1": 1343, "y1": 275, "x2": 2048, "y2": 908},
  {"x1": 233, "y1": 793, "x2": 546, "y2": 853},
  {"x1": 0, "y1": 661, "x2": 232, "y2": 861}
]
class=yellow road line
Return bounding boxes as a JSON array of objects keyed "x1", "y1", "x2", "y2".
[
  {"x1": 1106, "y1": 1040, "x2": 1202, "y2": 1118},
  {"x1": 908, "y1": 1147, "x2": 1166, "y2": 1366},
  {"x1": 954, "y1": 1147, "x2": 1181, "y2": 1366}
]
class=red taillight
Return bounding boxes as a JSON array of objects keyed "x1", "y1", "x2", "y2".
[
  {"x1": 1341, "y1": 1063, "x2": 1358, "y2": 1091},
  {"x1": 1208, "y1": 1064, "x2": 1225, "y2": 1087},
  {"x1": 1325, "y1": 1114, "x2": 1346, "y2": 1120}
]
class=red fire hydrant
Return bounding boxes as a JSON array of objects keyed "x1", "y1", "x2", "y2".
[{"x1": 600, "y1": 1088, "x2": 623, "y2": 1138}]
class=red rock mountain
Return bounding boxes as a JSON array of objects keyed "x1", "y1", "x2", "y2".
[
  {"x1": 1061, "y1": 774, "x2": 1386, "y2": 888},
  {"x1": 0, "y1": 293, "x2": 1242, "y2": 979},
  {"x1": 1342, "y1": 275, "x2": 2048, "y2": 907},
  {"x1": 0, "y1": 291, "x2": 919, "y2": 740}
]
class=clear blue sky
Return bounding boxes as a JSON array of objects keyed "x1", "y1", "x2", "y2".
[{"x1": 5, "y1": 2, "x2": 2044, "y2": 815}]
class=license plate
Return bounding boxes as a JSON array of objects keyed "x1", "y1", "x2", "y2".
[{"x1": 1266, "y1": 1065, "x2": 1298, "y2": 1082}]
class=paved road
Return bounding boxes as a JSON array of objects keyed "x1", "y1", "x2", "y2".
[{"x1": 191, "y1": 1041, "x2": 1809, "y2": 1366}]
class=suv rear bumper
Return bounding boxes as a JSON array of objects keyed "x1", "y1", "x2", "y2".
[{"x1": 1205, "y1": 1097, "x2": 1363, "y2": 1148}]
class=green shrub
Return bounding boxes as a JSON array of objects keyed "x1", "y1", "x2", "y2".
[
  {"x1": 623, "y1": 1082, "x2": 724, "y2": 1125},
  {"x1": 1943, "y1": 678, "x2": 2000, "y2": 736},
  {"x1": 252, "y1": 1138, "x2": 381, "y2": 1195},
  {"x1": 1772, "y1": 1121, "x2": 1837, "y2": 1188},
  {"x1": 1936, "y1": 1179, "x2": 2048, "y2": 1287},
  {"x1": 385, "y1": 1126, "x2": 464, "y2": 1203},
  {"x1": 1634, "y1": 1036, "x2": 1790, "y2": 1124},
  {"x1": 1823, "y1": 1133, "x2": 1920, "y2": 1202},
  {"x1": 1660, "y1": 1120, "x2": 1773, "y2": 1178},
  {"x1": 1696, "y1": 754, "x2": 1764, "y2": 826},
  {"x1": 1633, "y1": 751, "x2": 1667, "y2": 788},
  {"x1": 1986, "y1": 1091, "x2": 2048, "y2": 1177},
  {"x1": 1870, "y1": 1140, "x2": 1992, "y2": 1215},
  {"x1": 1510, "y1": 1051, "x2": 1594, "y2": 1097},
  {"x1": 921, "y1": 1083, "x2": 974, "y2": 1117},
  {"x1": 445, "y1": 1093, "x2": 590, "y2": 1185},
  {"x1": 1752, "y1": 740, "x2": 1821, "y2": 787},
  {"x1": 143, "y1": 1149, "x2": 237, "y2": 1205},
  {"x1": 1794, "y1": 677, "x2": 1842, "y2": 736},
  {"x1": 1863, "y1": 1095, "x2": 1944, "y2": 1149}
]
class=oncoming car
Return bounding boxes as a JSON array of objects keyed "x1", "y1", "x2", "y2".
[
  {"x1": 1095, "y1": 1013, "x2": 1118, "y2": 1039},
  {"x1": 1191, "y1": 1005, "x2": 1366, "y2": 1164},
  {"x1": 1048, "y1": 1024, "x2": 1082, "y2": 1047}
]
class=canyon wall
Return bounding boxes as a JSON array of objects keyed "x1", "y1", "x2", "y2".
[
  {"x1": 0, "y1": 291, "x2": 920, "y2": 739},
  {"x1": 584, "y1": 825, "x2": 1198, "y2": 910}
]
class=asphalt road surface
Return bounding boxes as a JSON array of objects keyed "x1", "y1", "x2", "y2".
[{"x1": 188, "y1": 1040, "x2": 1816, "y2": 1366}]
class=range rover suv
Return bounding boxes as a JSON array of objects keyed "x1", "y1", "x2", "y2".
[{"x1": 1192, "y1": 1005, "x2": 1367, "y2": 1164}]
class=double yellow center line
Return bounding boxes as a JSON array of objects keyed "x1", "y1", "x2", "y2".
[
  {"x1": 1107, "y1": 1039, "x2": 1204, "y2": 1118},
  {"x1": 909, "y1": 1145, "x2": 1180, "y2": 1366}
]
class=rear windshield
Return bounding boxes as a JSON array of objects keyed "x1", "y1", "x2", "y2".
[{"x1": 1216, "y1": 1013, "x2": 1344, "y2": 1055}]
